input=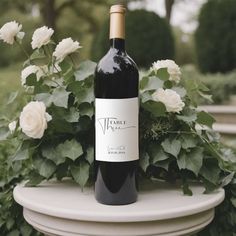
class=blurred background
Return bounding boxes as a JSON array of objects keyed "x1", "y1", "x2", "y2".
[{"x1": 0, "y1": 0, "x2": 236, "y2": 107}]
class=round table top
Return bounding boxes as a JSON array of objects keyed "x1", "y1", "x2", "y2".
[{"x1": 13, "y1": 180, "x2": 225, "y2": 223}]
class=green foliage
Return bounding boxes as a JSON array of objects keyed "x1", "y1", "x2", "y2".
[
  {"x1": 91, "y1": 10, "x2": 175, "y2": 68},
  {"x1": 195, "y1": 0, "x2": 236, "y2": 73},
  {"x1": 182, "y1": 65, "x2": 236, "y2": 104},
  {"x1": 1, "y1": 22, "x2": 236, "y2": 236}
]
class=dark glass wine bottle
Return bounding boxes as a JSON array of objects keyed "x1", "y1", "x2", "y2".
[{"x1": 94, "y1": 5, "x2": 139, "y2": 205}]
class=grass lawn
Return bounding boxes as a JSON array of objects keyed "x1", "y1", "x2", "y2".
[{"x1": 0, "y1": 63, "x2": 21, "y2": 106}]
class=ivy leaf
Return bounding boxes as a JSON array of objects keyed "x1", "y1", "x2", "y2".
[
  {"x1": 180, "y1": 135, "x2": 198, "y2": 149},
  {"x1": 199, "y1": 159, "x2": 221, "y2": 185},
  {"x1": 79, "y1": 102, "x2": 94, "y2": 118},
  {"x1": 148, "y1": 144, "x2": 169, "y2": 163},
  {"x1": 156, "y1": 68, "x2": 169, "y2": 81},
  {"x1": 182, "y1": 181, "x2": 193, "y2": 196},
  {"x1": 71, "y1": 161, "x2": 90, "y2": 188},
  {"x1": 197, "y1": 111, "x2": 215, "y2": 128},
  {"x1": 42, "y1": 146, "x2": 66, "y2": 165},
  {"x1": 141, "y1": 76, "x2": 163, "y2": 91},
  {"x1": 140, "y1": 152, "x2": 150, "y2": 172},
  {"x1": 57, "y1": 139, "x2": 83, "y2": 161},
  {"x1": 154, "y1": 158, "x2": 172, "y2": 171},
  {"x1": 35, "y1": 93, "x2": 53, "y2": 107},
  {"x1": 221, "y1": 172, "x2": 235, "y2": 187},
  {"x1": 85, "y1": 146, "x2": 94, "y2": 164},
  {"x1": 177, "y1": 108, "x2": 197, "y2": 123},
  {"x1": 6, "y1": 229, "x2": 20, "y2": 236},
  {"x1": 34, "y1": 158, "x2": 56, "y2": 179},
  {"x1": 20, "y1": 223, "x2": 33, "y2": 236},
  {"x1": 7, "y1": 91, "x2": 18, "y2": 105},
  {"x1": 74, "y1": 60, "x2": 97, "y2": 81},
  {"x1": 25, "y1": 172, "x2": 44, "y2": 187},
  {"x1": 0, "y1": 127, "x2": 9, "y2": 141},
  {"x1": 52, "y1": 87, "x2": 70, "y2": 108},
  {"x1": 172, "y1": 87, "x2": 186, "y2": 98},
  {"x1": 12, "y1": 149, "x2": 29, "y2": 161},
  {"x1": 177, "y1": 147, "x2": 204, "y2": 176},
  {"x1": 161, "y1": 138, "x2": 181, "y2": 158},
  {"x1": 64, "y1": 107, "x2": 80, "y2": 122},
  {"x1": 142, "y1": 101, "x2": 166, "y2": 117}
]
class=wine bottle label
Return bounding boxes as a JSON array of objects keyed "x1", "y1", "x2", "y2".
[{"x1": 95, "y1": 97, "x2": 139, "y2": 162}]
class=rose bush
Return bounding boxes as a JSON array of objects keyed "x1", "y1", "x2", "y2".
[{"x1": 0, "y1": 21, "x2": 236, "y2": 235}]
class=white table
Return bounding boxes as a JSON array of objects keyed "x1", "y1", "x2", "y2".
[{"x1": 13, "y1": 180, "x2": 224, "y2": 236}]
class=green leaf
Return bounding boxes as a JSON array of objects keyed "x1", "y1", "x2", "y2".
[
  {"x1": 20, "y1": 223, "x2": 32, "y2": 236},
  {"x1": 85, "y1": 146, "x2": 94, "y2": 164},
  {"x1": 141, "y1": 76, "x2": 163, "y2": 91},
  {"x1": 177, "y1": 147, "x2": 204, "y2": 176},
  {"x1": 172, "y1": 87, "x2": 187, "y2": 98},
  {"x1": 199, "y1": 159, "x2": 221, "y2": 185},
  {"x1": 163, "y1": 80, "x2": 173, "y2": 88},
  {"x1": 26, "y1": 172, "x2": 44, "y2": 187},
  {"x1": 7, "y1": 230, "x2": 20, "y2": 236},
  {"x1": 177, "y1": 108, "x2": 197, "y2": 123},
  {"x1": 25, "y1": 74, "x2": 37, "y2": 86},
  {"x1": 71, "y1": 161, "x2": 90, "y2": 188},
  {"x1": 197, "y1": 111, "x2": 215, "y2": 128},
  {"x1": 154, "y1": 158, "x2": 171, "y2": 171},
  {"x1": 35, "y1": 93, "x2": 53, "y2": 107},
  {"x1": 64, "y1": 107, "x2": 80, "y2": 122},
  {"x1": 6, "y1": 218, "x2": 14, "y2": 230},
  {"x1": 52, "y1": 87, "x2": 70, "y2": 108},
  {"x1": 180, "y1": 135, "x2": 198, "y2": 149},
  {"x1": 221, "y1": 172, "x2": 235, "y2": 187},
  {"x1": 42, "y1": 146, "x2": 66, "y2": 165},
  {"x1": 79, "y1": 102, "x2": 94, "y2": 118},
  {"x1": 12, "y1": 149, "x2": 29, "y2": 161},
  {"x1": 74, "y1": 60, "x2": 97, "y2": 81},
  {"x1": 57, "y1": 139, "x2": 83, "y2": 161},
  {"x1": 0, "y1": 127, "x2": 9, "y2": 141},
  {"x1": 148, "y1": 144, "x2": 169, "y2": 163},
  {"x1": 182, "y1": 182, "x2": 193, "y2": 196},
  {"x1": 140, "y1": 152, "x2": 150, "y2": 172},
  {"x1": 142, "y1": 101, "x2": 166, "y2": 117},
  {"x1": 69, "y1": 82, "x2": 94, "y2": 104},
  {"x1": 161, "y1": 138, "x2": 181, "y2": 158},
  {"x1": 156, "y1": 68, "x2": 169, "y2": 81},
  {"x1": 7, "y1": 91, "x2": 18, "y2": 105},
  {"x1": 34, "y1": 158, "x2": 56, "y2": 178}
]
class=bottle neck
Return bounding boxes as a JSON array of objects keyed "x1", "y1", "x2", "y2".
[
  {"x1": 110, "y1": 38, "x2": 125, "y2": 51},
  {"x1": 109, "y1": 6, "x2": 125, "y2": 51}
]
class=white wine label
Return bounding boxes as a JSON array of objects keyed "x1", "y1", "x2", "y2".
[{"x1": 95, "y1": 97, "x2": 139, "y2": 162}]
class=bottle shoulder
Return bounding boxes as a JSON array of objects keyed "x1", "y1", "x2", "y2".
[{"x1": 95, "y1": 49, "x2": 138, "y2": 75}]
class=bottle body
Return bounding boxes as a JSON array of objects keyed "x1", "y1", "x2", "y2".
[{"x1": 94, "y1": 37, "x2": 139, "y2": 205}]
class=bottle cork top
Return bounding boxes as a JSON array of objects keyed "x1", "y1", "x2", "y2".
[{"x1": 110, "y1": 4, "x2": 126, "y2": 14}]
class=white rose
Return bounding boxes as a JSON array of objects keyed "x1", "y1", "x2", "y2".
[
  {"x1": 0, "y1": 21, "x2": 25, "y2": 45},
  {"x1": 31, "y1": 26, "x2": 54, "y2": 49},
  {"x1": 21, "y1": 65, "x2": 46, "y2": 86},
  {"x1": 53, "y1": 37, "x2": 82, "y2": 62},
  {"x1": 152, "y1": 88, "x2": 185, "y2": 113},
  {"x1": 19, "y1": 101, "x2": 52, "y2": 139},
  {"x1": 8, "y1": 121, "x2": 17, "y2": 133},
  {"x1": 151, "y1": 59, "x2": 181, "y2": 83}
]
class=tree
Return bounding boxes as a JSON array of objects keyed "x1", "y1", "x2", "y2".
[{"x1": 165, "y1": 0, "x2": 175, "y2": 23}]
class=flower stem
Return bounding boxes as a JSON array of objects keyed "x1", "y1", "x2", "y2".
[{"x1": 16, "y1": 40, "x2": 30, "y2": 61}]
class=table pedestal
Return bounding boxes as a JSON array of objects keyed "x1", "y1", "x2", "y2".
[{"x1": 13, "y1": 180, "x2": 224, "y2": 236}]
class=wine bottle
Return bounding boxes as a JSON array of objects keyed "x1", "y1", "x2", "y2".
[{"x1": 94, "y1": 5, "x2": 139, "y2": 205}]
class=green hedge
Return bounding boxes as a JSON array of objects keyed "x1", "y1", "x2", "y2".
[
  {"x1": 195, "y1": 0, "x2": 236, "y2": 73},
  {"x1": 91, "y1": 10, "x2": 175, "y2": 68}
]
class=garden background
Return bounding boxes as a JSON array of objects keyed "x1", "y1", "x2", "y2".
[{"x1": 1, "y1": 0, "x2": 236, "y2": 235}]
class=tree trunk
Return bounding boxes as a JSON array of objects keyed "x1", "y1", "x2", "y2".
[
  {"x1": 42, "y1": 0, "x2": 57, "y2": 30},
  {"x1": 165, "y1": 0, "x2": 175, "y2": 24}
]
